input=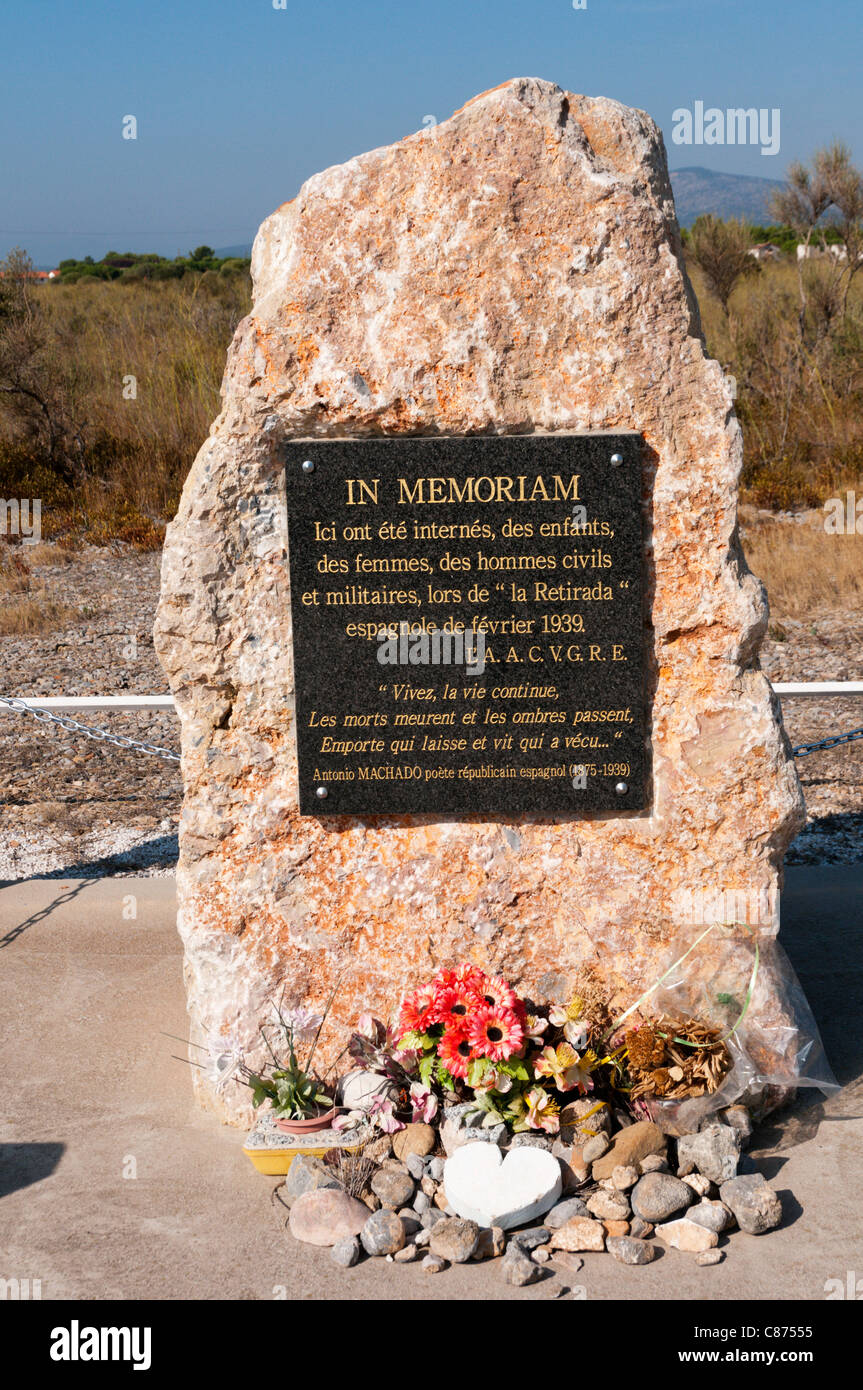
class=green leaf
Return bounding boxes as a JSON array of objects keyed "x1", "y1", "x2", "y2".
[
  {"x1": 418, "y1": 1054, "x2": 436, "y2": 1087},
  {"x1": 436, "y1": 1063, "x2": 456, "y2": 1091},
  {"x1": 467, "y1": 1057, "x2": 491, "y2": 1088}
]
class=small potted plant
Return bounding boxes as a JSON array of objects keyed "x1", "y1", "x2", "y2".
[{"x1": 241, "y1": 1003, "x2": 336, "y2": 1133}]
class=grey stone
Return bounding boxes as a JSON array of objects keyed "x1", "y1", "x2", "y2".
[
  {"x1": 503, "y1": 1249, "x2": 543, "y2": 1286},
  {"x1": 510, "y1": 1225, "x2": 552, "y2": 1252},
  {"x1": 581, "y1": 1134, "x2": 610, "y2": 1164},
  {"x1": 472, "y1": 1226, "x2": 506, "y2": 1260},
  {"x1": 545, "y1": 1197, "x2": 591, "y2": 1228},
  {"x1": 509, "y1": 1133, "x2": 553, "y2": 1150},
  {"x1": 406, "y1": 1153, "x2": 426, "y2": 1180},
  {"x1": 414, "y1": 1227, "x2": 432, "y2": 1247},
  {"x1": 284, "y1": 1155, "x2": 341, "y2": 1204},
  {"x1": 394, "y1": 1243, "x2": 419, "y2": 1263},
  {"x1": 687, "y1": 1199, "x2": 733, "y2": 1234},
  {"x1": 360, "y1": 1208, "x2": 405, "y2": 1256},
  {"x1": 639, "y1": 1154, "x2": 669, "y2": 1174},
  {"x1": 398, "y1": 1209, "x2": 422, "y2": 1237},
  {"x1": 429, "y1": 1218, "x2": 480, "y2": 1264},
  {"x1": 420, "y1": 1208, "x2": 447, "y2": 1229},
  {"x1": 719, "y1": 1105, "x2": 753, "y2": 1147},
  {"x1": 629, "y1": 1217, "x2": 655, "y2": 1239},
  {"x1": 631, "y1": 1172, "x2": 693, "y2": 1222},
  {"x1": 532, "y1": 1246, "x2": 552, "y2": 1264},
  {"x1": 422, "y1": 1253, "x2": 447, "y2": 1273},
  {"x1": 370, "y1": 1168, "x2": 415, "y2": 1209},
  {"x1": 428, "y1": 1157, "x2": 445, "y2": 1181},
  {"x1": 330, "y1": 1236, "x2": 361, "y2": 1268},
  {"x1": 412, "y1": 1191, "x2": 430, "y2": 1214},
  {"x1": 719, "y1": 1174, "x2": 783, "y2": 1234},
  {"x1": 611, "y1": 1164, "x2": 639, "y2": 1191},
  {"x1": 677, "y1": 1124, "x2": 741, "y2": 1184},
  {"x1": 606, "y1": 1236, "x2": 657, "y2": 1265}
]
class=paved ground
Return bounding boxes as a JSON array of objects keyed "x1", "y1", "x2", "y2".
[{"x1": 0, "y1": 868, "x2": 860, "y2": 1302}]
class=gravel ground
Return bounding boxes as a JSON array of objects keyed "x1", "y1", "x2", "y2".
[{"x1": 0, "y1": 543, "x2": 861, "y2": 882}]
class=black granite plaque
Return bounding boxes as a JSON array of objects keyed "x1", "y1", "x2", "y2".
[{"x1": 284, "y1": 434, "x2": 645, "y2": 816}]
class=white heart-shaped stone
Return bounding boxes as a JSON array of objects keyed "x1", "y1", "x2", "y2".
[{"x1": 443, "y1": 1142, "x2": 562, "y2": 1230}]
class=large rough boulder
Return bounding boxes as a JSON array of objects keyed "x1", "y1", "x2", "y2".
[{"x1": 155, "y1": 78, "x2": 804, "y2": 1123}]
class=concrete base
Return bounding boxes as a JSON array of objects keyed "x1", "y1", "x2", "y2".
[{"x1": 0, "y1": 868, "x2": 860, "y2": 1301}]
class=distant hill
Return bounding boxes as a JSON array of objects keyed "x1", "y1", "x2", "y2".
[
  {"x1": 214, "y1": 243, "x2": 252, "y2": 259},
  {"x1": 669, "y1": 167, "x2": 785, "y2": 227}
]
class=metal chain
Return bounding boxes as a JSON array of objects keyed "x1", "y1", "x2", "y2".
[
  {"x1": 0, "y1": 695, "x2": 181, "y2": 763},
  {"x1": 792, "y1": 727, "x2": 863, "y2": 758}
]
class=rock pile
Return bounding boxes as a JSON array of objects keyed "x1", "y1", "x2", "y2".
[{"x1": 281, "y1": 1109, "x2": 784, "y2": 1283}]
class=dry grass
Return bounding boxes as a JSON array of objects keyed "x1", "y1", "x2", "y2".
[
  {"x1": 0, "y1": 544, "x2": 81, "y2": 634},
  {"x1": 742, "y1": 519, "x2": 863, "y2": 618},
  {"x1": 0, "y1": 271, "x2": 250, "y2": 547}
]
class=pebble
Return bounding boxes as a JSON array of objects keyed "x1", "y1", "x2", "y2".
[
  {"x1": 606, "y1": 1236, "x2": 657, "y2": 1265},
  {"x1": 422, "y1": 1253, "x2": 447, "y2": 1273},
  {"x1": 532, "y1": 1247, "x2": 552, "y2": 1264},
  {"x1": 545, "y1": 1197, "x2": 591, "y2": 1228},
  {"x1": 414, "y1": 1228, "x2": 432, "y2": 1247},
  {"x1": 398, "y1": 1209, "x2": 422, "y2": 1237},
  {"x1": 393, "y1": 1122, "x2": 436, "y2": 1161},
  {"x1": 720, "y1": 1105, "x2": 753, "y2": 1147},
  {"x1": 394, "y1": 1243, "x2": 419, "y2": 1263},
  {"x1": 630, "y1": 1172, "x2": 693, "y2": 1222},
  {"x1": 406, "y1": 1152, "x2": 426, "y2": 1180},
  {"x1": 548, "y1": 1218, "x2": 606, "y2": 1253},
  {"x1": 289, "y1": 1189, "x2": 369, "y2": 1247},
  {"x1": 602, "y1": 1219, "x2": 630, "y2": 1238},
  {"x1": 429, "y1": 1218, "x2": 480, "y2": 1264},
  {"x1": 360, "y1": 1208, "x2": 405, "y2": 1257},
  {"x1": 330, "y1": 1236, "x2": 361, "y2": 1268},
  {"x1": 472, "y1": 1226, "x2": 506, "y2": 1260},
  {"x1": 428, "y1": 1157, "x2": 445, "y2": 1181},
  {"x1": 611, "y1": 1164, "x2": 639, "y2": 1191},
  {"x1": 284, "y1": 1155, "x2": 341, "y2": 1204},
  {"x1": 655, "y1": 1218, "x2": 719, "y2": 1253},
  {"x1": 682, "y1": 1173, "x2": 713, "y2": 1198},
  {"x1": 719, "y1": 1174, "x2": 783, "y2": 1234},
  {"x1": 639, "y1": 1154, "x2": 669, "y2": 1174},
  {"x1": 420, "y1": 1208, "x2": 446, "y2": 1229},
  {"x1": 510, "y1": 1226, "x2": 552, "y2": 1252},
  {"x1": 696, "y1": 1249, "x2": 725, "y2": 1266},
  {"x1": 421, "y1": 1176, "x2": 437, "y2": 1197},
  {"x1": 412, "y1": 1191, "x2": 430, "y2": 1214},
  {"x1": 687, "y1": 1200, "x2": 733, "y2": 1234},
  {"x1": 559, "y1": 1098, "x2": 612, "y2": 1140},
  {"x1": 586, "y1": 1190, "x2": 630, "y2": 1221},
  {"x1": 581, "y1": 1134, "x2": 610, "y2": 1163},
  {"x1": 503, "y1": 1250, "x2": 543, "y2": 1286},
  {"x1": 629, "y1": 1217, "x2": 654, "y2": 1239},
  {"x1": 554, "y1": 1253, "x2": 584, "y2": 1274},
  {"x1": 371, "y1": 1169, "x2": 415, "y2": 1209}
]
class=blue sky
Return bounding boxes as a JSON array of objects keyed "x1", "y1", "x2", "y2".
[{"x1": 2, "y1": 0, "x2": 860, "y2": 264}]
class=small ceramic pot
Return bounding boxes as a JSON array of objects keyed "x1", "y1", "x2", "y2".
[{"x1": 273, "y1": 1108, "x2": 337, "y2": 1135}]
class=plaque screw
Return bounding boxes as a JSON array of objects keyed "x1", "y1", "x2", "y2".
[
  {"x1": 315, "y1": 785, "x2": 328, "y2": 800},
  {"x1": 302, "y1": 459, "x2": 315, "y2": 473},
  {"x1": 610, "y1": 452, "x2": 623, "y2": 466},
  {"x1": 614, "y1": 781, "x2": 628, "y2": 795}
]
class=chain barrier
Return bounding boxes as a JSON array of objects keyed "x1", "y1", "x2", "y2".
[
  {"x1": 0, "y1": 695, "x2": 181, "y2": 764},
  {"x1": 1, "y1": 692, "x2": 862, "y2": 765},
  {"x1": 791, "y1": 727, "x2": 863, "y2": 758}
]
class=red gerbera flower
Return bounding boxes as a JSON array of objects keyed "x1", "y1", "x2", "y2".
[
  {"x1": 468, "y1": 1004, "x2": 525, "y2": 1061},
  {"x1": 437, "y1": 1025, "x2": 476, "y2": 1080},
  {"x1": 433, "y1": 985, "x2": 476, "y2": 1030},
  {"x1": 452, "y1": 963, "x2": 488, "y2": 995},
  {"x1": 480, "y1": 974, "x2": 518, "y2": 1012},
  {"x1": 397, "y1": 982, "x2": 437, "y2": 1036}
]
